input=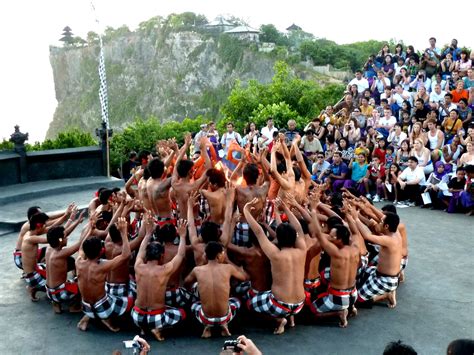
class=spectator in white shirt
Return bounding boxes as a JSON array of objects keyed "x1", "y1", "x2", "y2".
[
  {"x1": 260, "y1": 117, "x2": 278, "y2": 147},
  {"x1": 429, "y1": 84, "x2": 447, "y2": 107},
  {"x1": 396, "y1": 156, "x2": 426, "y2": 206},
  {"x1": 348, "y1": 70, "x2": 369, "y2": 94},
  {"x1": 220, "y1": 122, "x2": 242, "y2": 153},
  {"x1": 409, "y1": 70, "x2": 432, "y2": 93},
  {"x1": 388, "y1": 123, "x2": 408, "y2": 149},
  {"x1": 376, "y1": 108, "x2": 397, "y2": 138}
]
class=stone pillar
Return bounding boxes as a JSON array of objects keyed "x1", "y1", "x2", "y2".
[
  {"x1": 10, "y1": 125, "x2": 29, "y2": 183},
  {"x1": 95, "y1": 121, "x2": 113, "y2": 176}
]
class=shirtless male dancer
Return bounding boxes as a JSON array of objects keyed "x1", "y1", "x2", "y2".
[
  {"x1": 234, "y1": 159, "x2": 270, "y2": 246},
  {"x1": 187, "y1": 189, "x2": 235, "y2": 266},
  {"x1": 355, "y1": 211, "x2": 402, "y2": 308},
  {"x1": 184, "y1": 241, "x2": 248, "y2": 338},
  {"x1": 171, "y1": 135, "x2": 211, "y2": 220},
  {"x1": 200, "y1": 168, "x2": 227, "y2": 225},
  {"x1": 227, "y1": 227, "x2": 272, "y2": 301},
  {"x1": 309, "y1": 212, "x2": 359, "y2": 328},
  {"x1": 14, "y1": 204, "x2": 74, "y2": 273},
  {"x1": 104, "y1": 214, "x2": 148, "y2": 308},
  {"x1": 22, "y1": 213, "x2": 50, "y2": 301},
  {"x1": 146, "y1": 158, "x2": 175, "y2": 226},
  {"x1": 45, "y1": 212, "x2": 87, "y2": 313},
  {"x1": 132, "y1": 218, "x2": 187, "y2": 341},
  {"x1": 245, "y1": 198, "x2": 307, "y2": 335},
  {"x1": 76, "y1": 217, "x2": 131, "y2": 332}
]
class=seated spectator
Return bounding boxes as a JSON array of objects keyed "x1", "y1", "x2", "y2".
[
  {"x1": 412, "y1": 99, "x2": 430, "y2": 126},
  {"x1": 444, "y1": 167, "x2": 467, "y2": 213},
  {"x1": 385, "y1": 145, "x2": 396, "y2": 171},
  {"x1": 396, "y1": 156, "x2": 426, "y2": 206},
  {"x1": 446, "y1": 71, "x2": 462, "y2": 91},
  {"x1": 242, "y1": 122, "x2": 260, "y2": 150},
  {"x1": 457, "y1": 98, "x2": 472, "y2": 130},
  {"x1": 455, "y1": 50, "x2": 472, "y2": 77},
  {"x1": 304, "y1": 118, "x2": 325, "y2": 141},
  {"x1": 429, "y1": 83, "x2": 447, "y2": 107},
  {"x1": 441, "y1": 135, "x2": 464, "y2": 166},
  {"x1": 459, "y1": 142, "x2": 474, "y2": 166},
  {"x1": 383, "y1": 163, "x2": 401, "y2": 203},
  {"x1": 325, "y1": 122, "x2": 341, "y2": 141},
  {"x1": 382, "y1": 55, "x2": 395, "y2": 79},
  {"x1": 396, "y1": 139, "x2": 411, "y2": 171},
  {"x1": 462, "y1": 68, "x2": 474, "y2": 89},
  {"x1": 400, "y1": 110, "x2": 411, "y2": 132},
  {"x1": 372, "y1": 137, "x2": 387, "y2": 165},
  {"x1": 285, "y1": 119, "x2": 300, "y2": 144},
  {"x1": 300, "y1": 129, "x2": 323, "y2": 163},
  {"x1": 425, "y1": 118, "x2": 445, "y2": 163},
  {"x1": 388, "y1": 123, "x2": 408, "y2": 150},
  {"x1": 450, "y1": 80, "x2": 469, "y2": 105},
  {"x1": 409, "y1": 70, "x2": 432, "y2": 93},
  {"x1": 439, "y1": 93, "x2": 458, "y2": 121},
  {"x1": 365, "y1": 125, "x2": 379, "y2": 151},
  {"x1": 321, "y1": 151, "x2": 349, "y2": 192},
  {"x1": 440, "y1": 52, "x2": 455, "y2": 79},
  {"x1": 342, "y1": 118, "x2": 361, "y2": 146},
  {"x1": 354, "y1": 138, "x2": 370, "y2": 157},
  {"x1": 334, "y1": 94, "x2": 356, "y2": 116},
  {"x1": 359, "y1": 97, "x2": 373, "y2": 119},
  {"x1": 423, "y1": 162, "x2": 450, "y2": 210},
  {"x1": 405, "y1": 45, "x2": 420, "y2": 65},
  {"x1": 419, "y1": 49, "x2": 439, "y2": 78},
  {"x1": 371, "y1": 71, "x2": 391, "y2": 104},
  {"x1": 312, "y1": 152, "x2": 330, "y2": 182},
  {"x1": 366, "y1": 155, "x2": 385, "y2": 201},
  {"x1": 376, "y1": 108, "x2": 397, "y2": 138},
  {"x1": 345, "y1": 153, "x2": 369, "y2": 196},
  {"x1": 338, "y1": 137, "x2": 354, "y2": 165},
  {"x1": 442, "y1": 109, "x2": 464, "y2": 143},
  {"x1": 390, "y1": 85, "x2": 412, "y2": 116},
  {"x1": 410, "y1": 138, "x2": 433, "y2": 175},
  {"x1": 260, "y1": 118, "x2": 278, "y2": 147},
  {"x1": 348, "y1": 70, "x2": 369, "y2": 94},
  {"x1": 393, "y1": 43, "x2": 406, "y2": 63},
  {"x1": 443, "y1": 39, "x2": 462, "y2": 61},
  {"x1": 460, "y1": 165, "x2": 474, "y2": 215},
  {"x1": 324, "y1": 135, "x2": 338, "y2": 160},
  {"x1": 409, "y1": 122, "x2": 427, "y2": 147},
  {"x1": 318, "y1": 106, "x2": 336, "y2": 126}
]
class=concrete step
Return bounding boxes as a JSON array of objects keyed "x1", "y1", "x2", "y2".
[
  {"x1": 0, "y1": 176, "x2": 123, "y2": 205},
  {"x1": 0, "y1": 176, "x2": 123, "y2": 233}
]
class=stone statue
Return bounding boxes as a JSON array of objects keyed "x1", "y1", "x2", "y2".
[{"x1": 10, "y1": 125, "x2": 29, "y2": 153}]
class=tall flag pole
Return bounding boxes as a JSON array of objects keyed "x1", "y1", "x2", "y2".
[{"x1": 91, "y1": 1, "x2": 110, "y2": 177}]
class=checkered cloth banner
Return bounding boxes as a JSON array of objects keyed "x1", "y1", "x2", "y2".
[{"x1": 98, "y1": 36, "x2": 109, "y2": 128}]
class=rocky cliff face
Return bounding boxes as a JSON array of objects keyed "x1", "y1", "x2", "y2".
[{"x1": 47, "y1": 28, "x2": 333, "y2": 139}]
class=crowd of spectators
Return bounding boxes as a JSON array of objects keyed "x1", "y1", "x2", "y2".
[{"x1": 190, "y1": 38, "x2": 473, "y2": 215}]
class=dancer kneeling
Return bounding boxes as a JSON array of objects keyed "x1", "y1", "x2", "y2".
[
  {"x1": 184, "y1": 241, "x2": 248, "y2": 338},
  {"x1": 76, "y1": 218, "x2": 131, "y2": 332},
  {"x1": 132, "y1": 218, "x2": 188, "y2": 341},
  {"x1": 245, "y1": 198, "x2": 307, "y2": 335},
  {"x1": 309, "y1": 212, "x2": 359, "y2": 328}
]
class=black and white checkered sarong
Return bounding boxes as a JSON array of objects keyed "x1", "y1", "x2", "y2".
[
  {"x1": 132, "y1": 305, "x2": 185, "y2": 330},
  {"x1": 192, "y1": 298, "x2": 241, "y2": 326},
  {"x1": 310, "y1": 286, "x2": 357, "y2": 313},
  {"x1": 357, "y1": 266, "x2": 399, "y2": 302},
  {"x1": 247, "y1": 291, "x2": 304, "y2": 318},
  {"x1": 165, "y1": 287, "x2": 193, "y2": 308}
]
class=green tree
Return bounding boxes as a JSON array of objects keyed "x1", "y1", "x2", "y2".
[{"x1": 259, "y1": 24, "x2": 287, "y2": 46}]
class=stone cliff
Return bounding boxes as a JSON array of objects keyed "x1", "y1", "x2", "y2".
[{"x1": 47, "y1": 27, "x2": 336, "y2": 139}]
